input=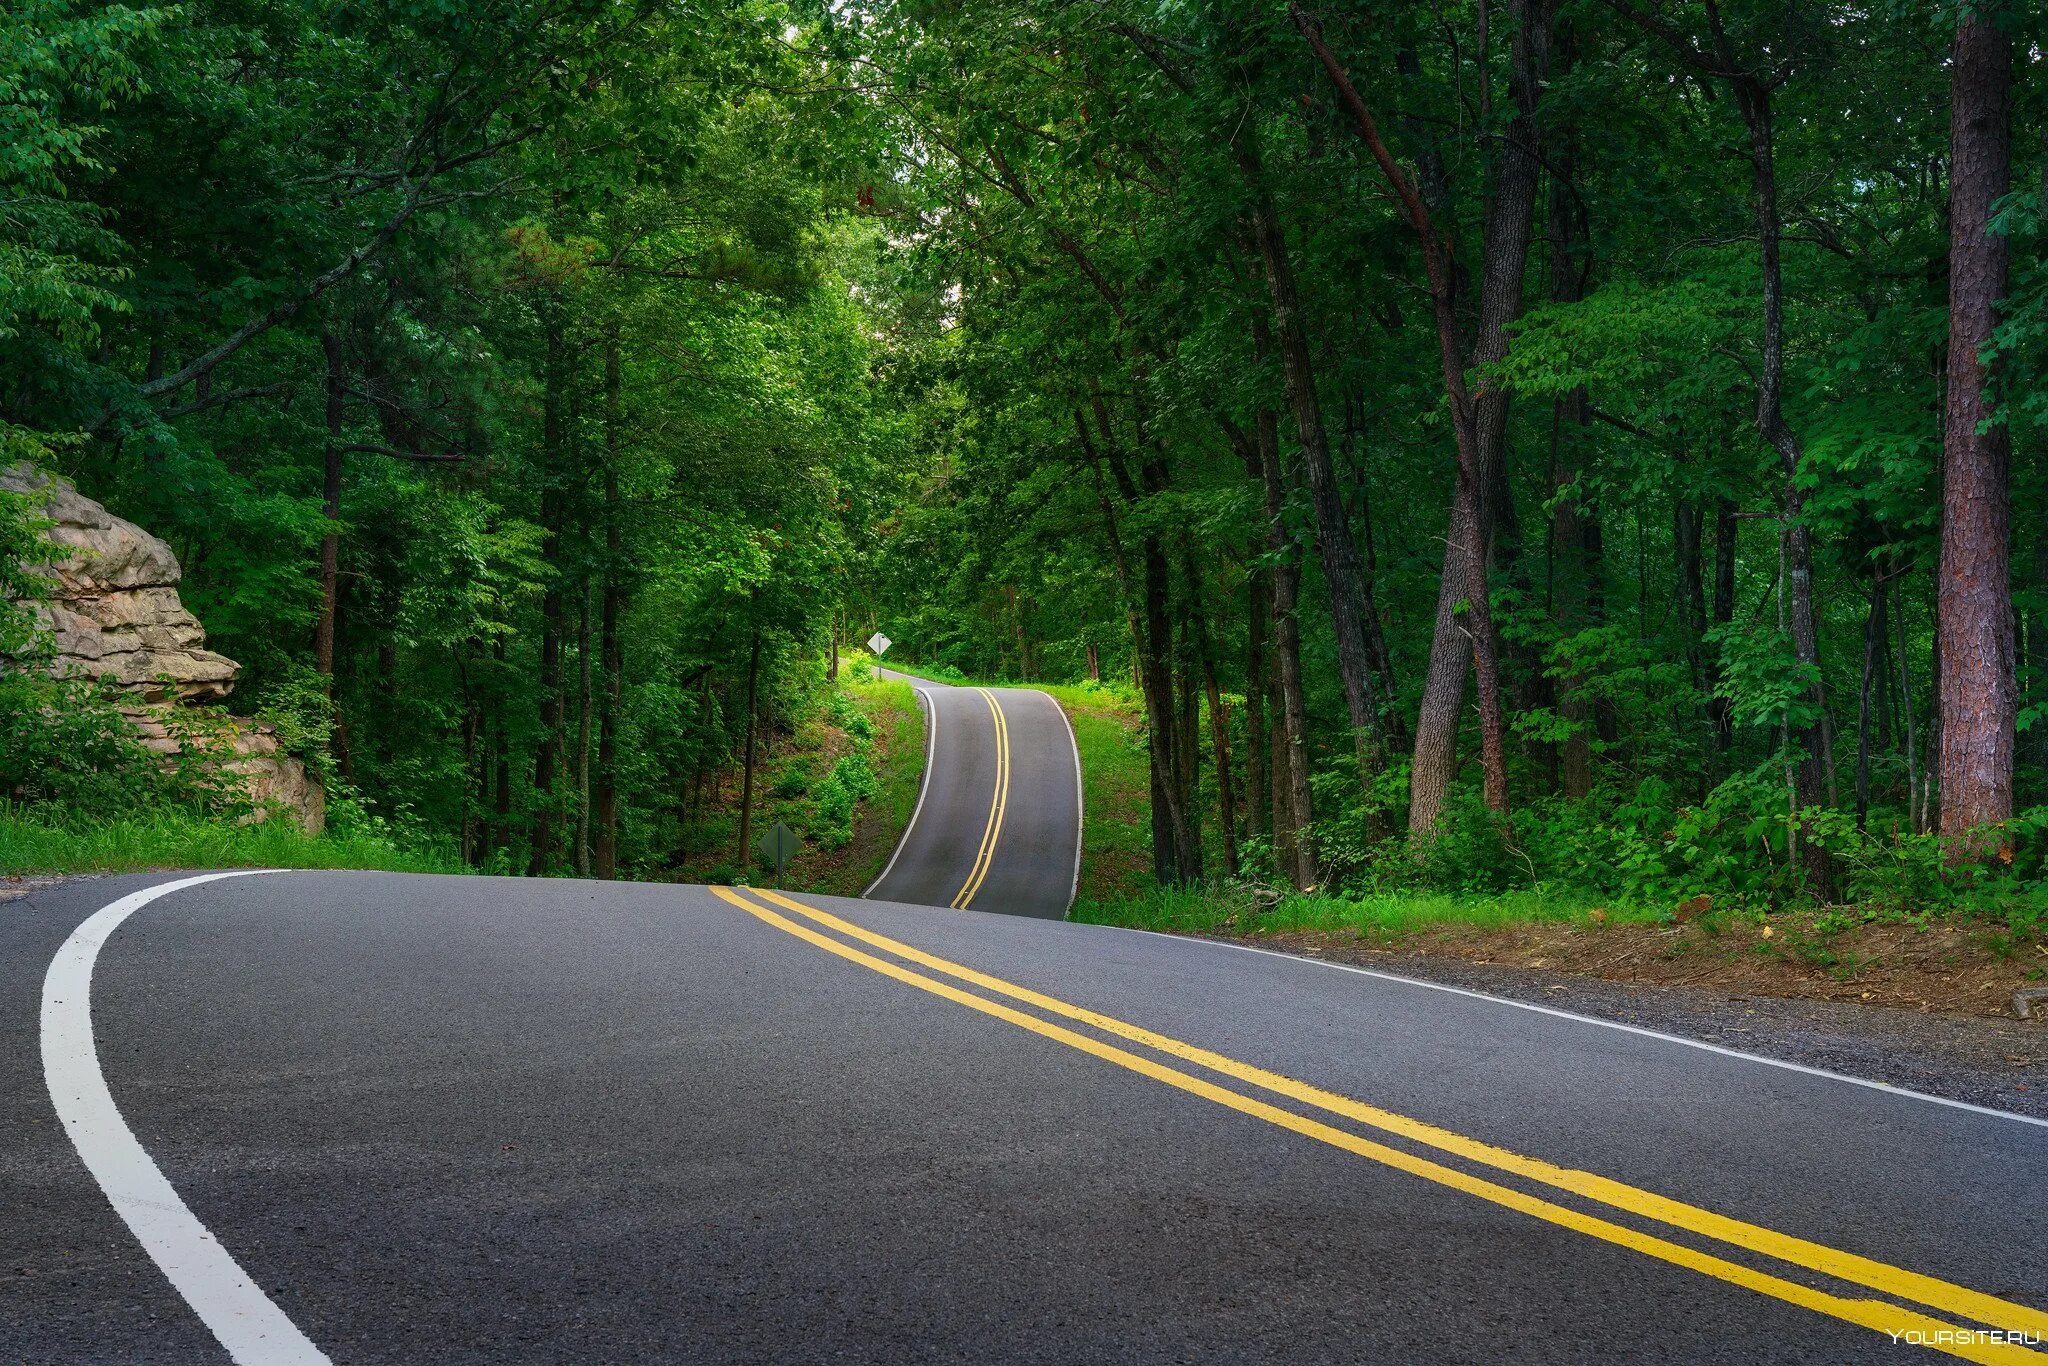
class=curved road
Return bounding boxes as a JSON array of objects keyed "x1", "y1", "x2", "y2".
[
  {"x1": 6, "y1": 873, "x2": 2046, "y2": 1362},
  {"x1": 7, "y1": 689, "x2": 2048, "y2": 1362},
  {"x1": 863, "y1": 668, "x2": 1080, "y2": 919}
]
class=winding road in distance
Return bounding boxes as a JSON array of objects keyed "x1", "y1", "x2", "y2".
[
  {"x1": 7, "y1": 667, "x2": 2048, "y2": 1362},
  {"x1": 862, "y1": 666, "x2": 1081, "y2": 919}
]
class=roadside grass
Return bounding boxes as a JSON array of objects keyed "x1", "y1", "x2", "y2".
[
  {"x1": 1072, "y1": 881, "x2": 1650, "y2": 938},
  {"x1": 830, "y1": 667, "x2": 926, "y2": 894},
  {"x1": 673, "y1": 658, "x2": 925, "y2": 896},
  {"x1": 0, "y1": 805, "x2": 462, "y2": 876}
]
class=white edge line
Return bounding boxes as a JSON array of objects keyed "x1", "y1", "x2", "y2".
[
  {"x1": 1036, "y1": 689, "x2": 1085, "y2": 918},
  {"x1": 865, "y1": 679, "x2": 939, "y2": 897},
  {"x1": 41, "y1": 870, "x2": 332, "y2": 1364},
  {"x1": 1125, "y1": 928, "x2": 2048, "y2": 1131}
]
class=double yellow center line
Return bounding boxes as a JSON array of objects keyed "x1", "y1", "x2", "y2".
[
  {"x1": 951, "y1": 688, "x2": 1010, "y2": 909},
  {"x1": 711, "y1": 883, "x2": 2046, "y2": 1362}
]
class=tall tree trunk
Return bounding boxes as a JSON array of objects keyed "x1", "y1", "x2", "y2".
[
  {"x1": 1674, "y1": 486, "x2": 1711, "y2": 785},
  {"x1": 1857, "y1": 574, "x2": 1888, "y2": 831},
  {"x1": 1731, "y1": 74, "x2": 1833, "y2": 895},
  {"x1": 1080, "y1": 406, "x2": 1201, "y2": 884},
  {"x1": 492, "y1": 635, "x2": 511, "y2": 861},
  {"x1": 1293, "y1": 0, "x2": 1542, "y2": 836},
  {"x1": 1256, "y1": 404, "x2": 1317, "y2": 889},
  {"x1": 594, "y1": 331, "x2": 624, "y2": 879},
  {"x1": 1710, "y1": 497, "x2": 1739, "y2": 754},
  {"x1": 575, "y1": 580, "x2": 593, "y2": 878},
  {"x1": 314, "y1": 333, "x2": 352, "y2": 776},
  {"x1": 1179, "y1": 549, "x2": 1238, "y2": 874},
  {"x1": 1937, "y1": 5, "x2": 2016, "y2": 850},
  {"x1": 1547, "y1": 146, "x2": 1602, "y2": 797},
  {"x1": 314, "y1": 334, "x2": 344, "y2": 679},
  {"x1": 1240, "y1": 183, "x2": 1388, "y2": 790},
  {"x1": 1895, "y1": 586, "x2": 1924, "y2": 834},
  {"x1": 1243, "y1": 554, "x2": 1271, "y2": 844},
  {"x1": 736, "y1": 629, "x2": 761, "y2": 872},
  {"x1": 530, "y1": 302, "x2": 566, "y2": 878}
]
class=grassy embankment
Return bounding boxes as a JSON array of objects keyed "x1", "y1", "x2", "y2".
[
  {"x1": 0, "y1": 662, "x2": 926, "y2": 887},
  {"x1": 0, "y1": 806, "x2": 463, "y2": 877},
  {"x1": 671, "y1": 657, "x2": 925, "y2": 896}
]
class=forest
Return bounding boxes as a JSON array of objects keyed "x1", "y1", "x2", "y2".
[{"x1": 4, "y1": 0, "x2": 2046, "y2": 919}]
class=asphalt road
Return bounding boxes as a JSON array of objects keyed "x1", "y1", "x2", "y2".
[
  {"x1": 861, "y1": 668, "x2": 1080, "y2": 919},
  {"x1": 9, "y1": 871, "x2": 2048, "y2": 1363}
]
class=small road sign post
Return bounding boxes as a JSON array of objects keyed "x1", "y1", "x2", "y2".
[
  {"x1": 866, "y1": 632, "x2": 891, "y2": 657},
  {"x1": 757, "y1": 821, "x2": 801, "y2": 888}
]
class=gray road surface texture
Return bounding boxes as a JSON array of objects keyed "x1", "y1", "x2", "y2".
[
  {"x1": 861, "y1": 667, "x2": 1080, "y2": 919},
  {"x1": 5, "y1": 675, "x2": 2046, "y2": 1362}
]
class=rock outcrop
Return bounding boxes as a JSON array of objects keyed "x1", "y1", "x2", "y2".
[
  {"x1": 3, "y1": 463, "x2": 324, "y2": 832},
  {"x1": 2, "y1": 463, "x2": 240, "y2": 701}
]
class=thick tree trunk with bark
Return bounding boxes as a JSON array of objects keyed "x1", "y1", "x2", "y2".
[
  {"x1": 1937, "y1": 7, "x2": 2016, "y2": 848},
  {"x1": 1241, "y1": 184, "x2": 1387, "y2": 788},
  {"x1": 1080, "y1": 407, "x2": 1202, "y2": 884},
  {"x1": 1292, "y1": 0, "x2": 1542, "y2": 838},
  {"x1": 1256, "y1": 406, "x2": 1317, "y2": 889}
]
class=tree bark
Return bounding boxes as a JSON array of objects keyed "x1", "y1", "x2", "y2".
[
  {"x1": 1710, "y1": 497, "x2": 1739, "y2": 753},
  {"x1": 1725, "y1": 60, "x2": 1834, "y2": 892},
  {"x1": 575, "y1": 580, "x2": 593, "y2": 878},
  {"x1": 1292, "y1": 0, "x2": 1540, "y2": 835},
  {"x1": 736, "y1": 629, "x2": 761, "y2": 872},
  {"x1": 1079, "y1": 406, "x2": 1201, "y2": 884},
  {"x1": 1937, "y1": 5, "x2": 2016, "y2": 850},
  {"x1": 1255, "y1": 401, "x2": 1317, "y2": 889},
  {"x1": 1240, "y1": 181, "x2": 1388, "y2": 788},
  {"x1": 1243, "y1": 553, "x2": 1271, "y2": 844},
  {"x1": 1857, "y1": 574, "x2": 1889, "y2": 831},
  {"x1": 530, "y1": 302, "x2": 566, "y2": 878},
  {"x1": 594, "y1": 331, "x2": 624, "y2": 879}
]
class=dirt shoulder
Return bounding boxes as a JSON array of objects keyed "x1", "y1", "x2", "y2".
[{"x1": 1208, "y1": 917, "x2": 2048, "y2": 1119}]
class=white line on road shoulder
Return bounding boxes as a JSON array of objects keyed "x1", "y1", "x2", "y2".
[
  {"x1": 865, "y1": 683, "x2": 939, "y2": 897},
  {"x1": 1034, "y1": 690, "x2": 1084, "y2": 918},
  {"x1": 41, "y1": 870, "x2": 330, "y2": 1364},
  {"x1": 1136, "y1": 929, "x2": 2048, "y2": 1131}
]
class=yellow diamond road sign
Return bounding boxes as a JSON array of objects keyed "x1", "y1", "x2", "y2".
[{"x1": 866, "y1": 632, "x2": 891, "y2": 656}]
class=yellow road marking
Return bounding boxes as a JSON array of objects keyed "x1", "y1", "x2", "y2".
[
  {"x1": 721, "y1": 885, "x2": 2047, "y2": 1360},
  {"x1": 951, "y1": 689, "x2": 1010, "y2": 909}
]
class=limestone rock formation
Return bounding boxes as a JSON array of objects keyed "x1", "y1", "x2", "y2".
[
  {"x1": 2, "y1": 463, "x2": 240, "y2": 701},
  {"x1": 4, "y1": 463, "x2": 324, "y2": 832}
]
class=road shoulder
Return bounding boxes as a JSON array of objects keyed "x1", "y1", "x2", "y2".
[{"x1": 1201, "y1": 934, "x2": 2048, "y2": 1121}]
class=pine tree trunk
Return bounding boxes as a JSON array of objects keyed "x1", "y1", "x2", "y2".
[{"x1": 1937, "y1": 5, "x2": 2016, "y2": 850}]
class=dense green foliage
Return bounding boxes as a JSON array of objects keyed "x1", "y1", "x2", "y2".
[{"x1": 5, "y1": 1, "x2": 2046, "y2": 914}]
